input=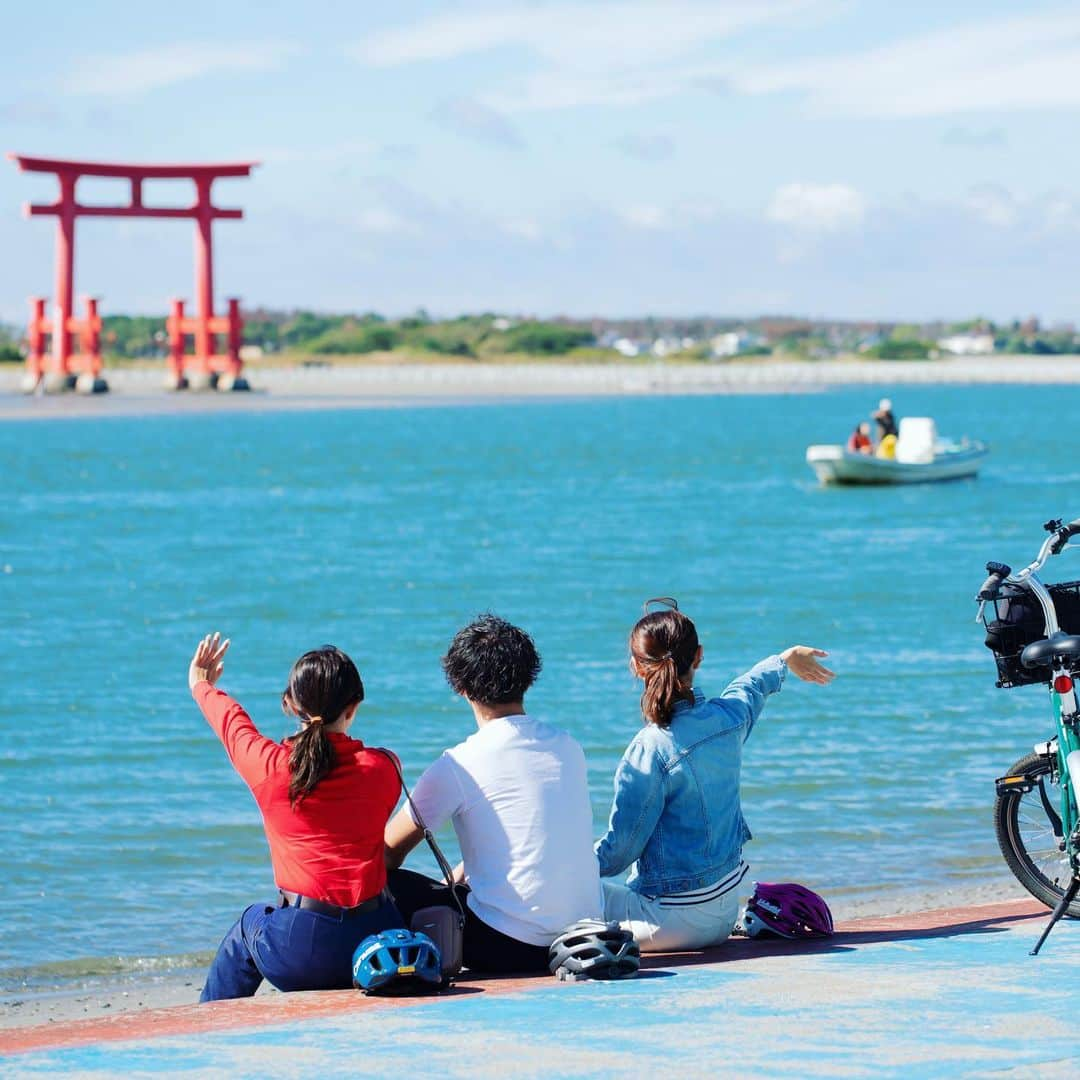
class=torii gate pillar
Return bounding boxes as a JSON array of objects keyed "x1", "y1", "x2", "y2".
[{"x1": 8, "y1": 154, "x2": 258, "y2": 393}]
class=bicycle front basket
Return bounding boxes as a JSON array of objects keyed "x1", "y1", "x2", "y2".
[{"x1": 983, "y1": 580, "x2": 1080, "y2": 688}]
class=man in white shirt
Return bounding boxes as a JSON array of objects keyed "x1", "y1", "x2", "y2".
[{"x1": 385, "y1": 614, "x2": 603, "y2": 973}]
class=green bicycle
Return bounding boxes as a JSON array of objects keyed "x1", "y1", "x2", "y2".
[{"x1": 979, "y1": 517, "x2": 1080, "y2": 955}]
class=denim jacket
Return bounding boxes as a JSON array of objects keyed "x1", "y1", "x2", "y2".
[{"x1": 595, "y1": 655, "x2": 786, "y2": 896}]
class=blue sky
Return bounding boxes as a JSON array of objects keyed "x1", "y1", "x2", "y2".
[{"x1": 2, "y1": 1, "x2": 1079, "y2": 322}]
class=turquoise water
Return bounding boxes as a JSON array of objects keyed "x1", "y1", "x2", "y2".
[{"x1": 0, "y1": 386, "x2": 1068, "y2": 988}]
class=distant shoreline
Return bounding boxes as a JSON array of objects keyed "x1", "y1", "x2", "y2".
[{"x1": 3, "y1": 355, "x2": 1080, "y2": 421}]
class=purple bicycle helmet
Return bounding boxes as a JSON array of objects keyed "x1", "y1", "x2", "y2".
[{"x1": 743, "y1": 882, "x2": 834, "y2": 940}]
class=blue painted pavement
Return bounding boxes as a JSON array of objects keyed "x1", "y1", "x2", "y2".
[{"x1": 3, "y1": 904, "x2": 1077, "y2": 1077}]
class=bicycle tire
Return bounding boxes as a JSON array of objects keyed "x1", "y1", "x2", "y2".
[{"x1": 994, "y1": 750, "x2": 1080, "y2": 917}]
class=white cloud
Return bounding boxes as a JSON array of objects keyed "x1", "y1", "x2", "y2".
[
  {"x1": 620, "y1": 204, "x2": 671, "y2": 229},
  {"x1": 351, "y1": 2, "x2": 818, "y2": 69},
  {"x1": 350, "y1": 1, "x2": 829, "y2": 110},
  {"x1": 766, "y1": 183, "x2": 865, "y2": 231},
  {"x1": 965, "y1": 185, "x2": 1017, "y2": 228},
  {"x1": 350, "y1": 5, "x2": 1080, "y2": 119},
  {"x1": 501, "y1": 218, "x2": 544, "y2": 242},
  {"x1": 354, "y1": 207, "x2": 419, "y2": 235},
  {"x1": 958, "y1": 184, "x2": 1080, "y2": 234},
  {"x1": 1042, "y1": 192, "x2": 1080, "y2": 231},
  {"x1": 737, "y1": 10, "x2": 1080, "y2": 116},
  {"x1": 64, "y1": 42, "x2": 298, "y2": 97}
]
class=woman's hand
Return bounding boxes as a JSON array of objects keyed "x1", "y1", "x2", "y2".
[
  {"x1": 780, "y1": 646, "x2": 835, "y2": 685},
  {"x1": 189, "y1": 632, "x2": 230, "y2": 690}
]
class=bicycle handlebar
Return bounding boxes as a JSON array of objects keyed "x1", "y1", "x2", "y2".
[
  {"x1": 1049, "y1": 520, "x2": 1080, "y2": 556},
  {"x1": 978, "y1": 517, "x2": 1080, "y2": 636},
  {"x1": 1009, "y1": 517, "x2": 1080, "y2": 581},
  {"x1": 977, "y1": 561, "x2": 1012, "y2": 601}
]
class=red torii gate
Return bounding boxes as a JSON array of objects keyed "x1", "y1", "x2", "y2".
[{"x1": 8, "y1": 154, "x2": 258, "y2": 393}]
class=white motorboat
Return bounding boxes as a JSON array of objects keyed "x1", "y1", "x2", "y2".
[{"x1": 806, "y1": 417, "x2": 988, "y2": 486}]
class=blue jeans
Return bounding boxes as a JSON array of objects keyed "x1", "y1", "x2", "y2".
[{"x1": 200, "y1": 895, "x2": 405, "y2": 1002}]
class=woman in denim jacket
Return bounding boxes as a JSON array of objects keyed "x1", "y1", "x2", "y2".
[{"x1": 596, "y1": 600, "x2": 834, "y2": 951}]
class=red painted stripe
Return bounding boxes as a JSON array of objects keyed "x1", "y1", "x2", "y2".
[{"x1": 0, "y1": 898, "x2": 1045, "y2": 1056}]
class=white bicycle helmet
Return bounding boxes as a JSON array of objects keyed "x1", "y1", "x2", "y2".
[{"x1": 548, "y1": 919, "x2": 640, "y2": 981}]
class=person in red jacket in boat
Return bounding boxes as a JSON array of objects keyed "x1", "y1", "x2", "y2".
[{"x1": 846, "y1": 421, "x2": 873, "y2": 454}]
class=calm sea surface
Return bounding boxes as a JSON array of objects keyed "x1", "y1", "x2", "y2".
[{"x1": 0, "y1": 385, "x2": 1071, "y2": 988}]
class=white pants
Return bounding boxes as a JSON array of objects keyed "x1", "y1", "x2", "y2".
[{"x1": 601, "y1": 862, "x2": 748, "y2": 953}]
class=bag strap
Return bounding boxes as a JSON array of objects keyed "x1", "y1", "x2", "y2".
[{"x1": 377, "y1": 749, "x2": 467, "y2": 927}]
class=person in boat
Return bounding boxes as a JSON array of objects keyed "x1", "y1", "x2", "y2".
[
  {"x1": 872, "y1": 398, "x2": 898, "y2": 442},
  {"x1": 595, "y1": 599, "x2": 834, "y2": 952},
  {"x1": 875, "y1": 432, "x2": 898, "y2": 459},
  {"x1": 846, "y1": 421, "x2": 873, "y2": 454},
  {"x1": 190, "y1": 634, "x2": 405, "y2": 1001},
  {"x1": 384, "y1": 614, "x2": 603, "y2": 973}
]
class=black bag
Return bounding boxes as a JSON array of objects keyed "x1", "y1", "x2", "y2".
[
  {"x1": 378, "y1": 751, "x2": 466, "y2": 983},
  {"x1": 410, "y1": 904, "x2": 464, "y2": 978}
]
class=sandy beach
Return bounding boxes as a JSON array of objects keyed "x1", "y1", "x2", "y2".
[{"x1": 3, "y1": 355, "x2": 1080, "y2": 420}]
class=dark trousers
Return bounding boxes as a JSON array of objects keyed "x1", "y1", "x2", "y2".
[
  {"x1": 200, "y1": 894, "x2": 404, "y2": 1002},
  {"x1": 388, "y1": 868, "x2": 550, "y2": 975}
]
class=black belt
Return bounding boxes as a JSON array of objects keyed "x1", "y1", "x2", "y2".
[{"x1": 278, "y1": 887, "x2": 389, "y2": 919}]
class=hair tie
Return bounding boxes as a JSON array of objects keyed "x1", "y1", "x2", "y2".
[
  {"x1": 658, "y1": 652, "x2": 673, "y2": 662},
  {"x1": 305, "y1": 715, "x2": 324, "y2": 727}
]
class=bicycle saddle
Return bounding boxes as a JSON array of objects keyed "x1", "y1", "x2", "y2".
[{"x1": 1020, "y1": 634, "x2": 1080, "y2": 669}]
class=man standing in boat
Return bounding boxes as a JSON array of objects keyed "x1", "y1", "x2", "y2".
[{"x1": 873, "y1": 398, "x2": 898, "y2": 443}]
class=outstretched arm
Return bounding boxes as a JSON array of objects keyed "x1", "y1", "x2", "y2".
[{"x1": 720, "y1": 647, "x2": 834, "y2": 741}]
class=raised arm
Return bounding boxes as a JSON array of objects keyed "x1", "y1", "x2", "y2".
[{"x1": 189, "y1": 633, "x2": 284, "y2": 785}]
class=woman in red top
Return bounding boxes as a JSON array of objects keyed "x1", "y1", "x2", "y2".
[
  {"x1": 846, "y1": 422, "x2": 873, "y2": 454},
  {"x1": 190, "y1": 633, "x2": 404, "y2": 1002}
]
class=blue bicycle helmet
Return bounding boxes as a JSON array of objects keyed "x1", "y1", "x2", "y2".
[{"x1": 352, "y1": 929, "x2": 442, "y2": 995}]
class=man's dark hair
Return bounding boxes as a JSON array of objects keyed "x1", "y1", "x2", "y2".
[{"x1": 442, "y1": 614, "x2": 542, "y2": 706}]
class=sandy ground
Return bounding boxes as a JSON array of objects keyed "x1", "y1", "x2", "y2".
[
  {"x1": 0, "y1": 876, "x2": 1032, "y2": 1031},
  {"x1": 4, "y1": 355, "x2": 1080, "y2": 420}
]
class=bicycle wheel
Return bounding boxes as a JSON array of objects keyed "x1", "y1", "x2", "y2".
[{"x1": 994, "y1": 750, "x2": 1080, "y2": 917}]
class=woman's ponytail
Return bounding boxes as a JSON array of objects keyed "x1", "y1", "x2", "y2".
[
  {"x1": 630, "y1": 607, "x2": 699, "y2": 728},
  {"x1": 287, "y1": 719, "x2": 336, "y2": 805},
  {"x1": 639, "y1": 654, "x2": 682, "y2": 727},
  {"x1": 282, "y1": 646, "x2": 364, "y2": 805}
]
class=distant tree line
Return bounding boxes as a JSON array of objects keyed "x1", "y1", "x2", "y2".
[
  {"x1": 0, "y1": 321, "x2": 21, "y2": 362},
  {"x1": 87, "y1": 310, "x2": 598, "y2": 360},
  {"x1": 3, "y1": 309, "x2": 1078, "y2": 363}
]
